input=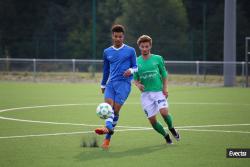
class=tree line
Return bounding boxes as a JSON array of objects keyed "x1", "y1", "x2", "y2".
[{"x1": 0, "y1": 0, "x2": 249, "y2": 61}]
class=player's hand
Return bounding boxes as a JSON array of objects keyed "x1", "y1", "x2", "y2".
[
  {"x1": 136, "y1": 83, "x2": 145, "y2": 92},
  {"x1": 123, "y1": 69, "x2": 132, "y2": 77},
  {"x1": 163, "y1": 90, "x2": 168, "y2": 98},
  {"x1": 101, "y1": 88, "x2": 105, "y2": 94}
]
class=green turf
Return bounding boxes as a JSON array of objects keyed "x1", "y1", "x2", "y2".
[{"x1": 0, "y1": 82, "x2": 250, "y2": 167}]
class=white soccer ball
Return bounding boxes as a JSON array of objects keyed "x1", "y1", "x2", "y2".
[{"x1": 96, "y1": 103, "x2": 113, "y2": 119}]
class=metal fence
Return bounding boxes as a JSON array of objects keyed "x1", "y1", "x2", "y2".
[{"x1": 0, "y1": 58, "x2": 249, "y2": 86}]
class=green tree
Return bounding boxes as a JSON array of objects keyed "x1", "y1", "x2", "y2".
[
  {"x1": 96, "y1": 0, "x2": 123, "y2": 59},
  {"x1": 206, "y1": 3, "x2": 224, "y2": 61},
  {"x1": 34, "y1": 1, "x2": 67, "y2": 59},
  {"x1": 183, "y1": 0, "x2": 250, "y2": 61},
  {"x1": 236, "y1": 1, "x2": 250, "y2": 61},
  {"x1": 206, "y1": 1, "x2": 250, "y2": 61},
  {"x1": 63, "y1": 0, "x2": 124, "y2": 59},
  {"x1": 116, "y1": 0, "x2": 189, "y2": 60},
  {"x1": 63, "y1": 0, "x2": 92, "y2": 59}
]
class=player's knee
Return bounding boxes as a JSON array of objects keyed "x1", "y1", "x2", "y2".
[
  {"x1": 160, "y1": 108, "x2": 168, "y2": 116},
  {"x1": 148, "y1": 116, "x2": 157, "y2": 125}
]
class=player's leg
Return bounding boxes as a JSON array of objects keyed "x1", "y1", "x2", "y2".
[
  {"x1": 112, "y1": 103, "x2": 121, "y2": 129},
  {"x1": 142, "y1": 92, "x2": 172, "y2": 144},
  {"x1": 95, "y1": 82, "x2": 116, "y2": 149},
  {"x1": 153, "y1": 91, "x2": 180, "y2": 141},
  {"x1": 148, "y1": 115, "x2": 172, "y2": 144},
  {"x1": 104, "y1": 81, "x2": 131, "y2": 140},
  {"x1": 101, "y1": 103, "x2": 122, "y2": 149},
  {"x1": 104, "y1": 98, "x2": 115, "y2": 132},
  {"x1": 97, "y1": 81, "x2": 130, "y2": 149},
  {"x1": 94, "y1": 98, "x2": 115, "y2": 135},
  {"x1": 95, "y1": 83, "x2": 115, "y2": 136},
  {"x1": 159, "y1": 106, "x2": 180, "y2": 141},
  {"x1": 96, "y1": 98, "x2": 116, "y2": 149},
  {"x1": 104, "y1": 103, "x2": 121, "y2": 138}
]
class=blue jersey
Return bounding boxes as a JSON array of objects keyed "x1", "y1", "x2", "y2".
[{"x1": 101, "y1": 44, "x2": 137, "y2": 87}]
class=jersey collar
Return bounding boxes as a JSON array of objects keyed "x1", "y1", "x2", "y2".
[{"x1": 112, "y1": 44, "x2": 125, "y2": 50}]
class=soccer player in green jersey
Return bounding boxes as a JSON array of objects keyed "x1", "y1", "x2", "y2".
[{"x1": 133, "y1": 35, "x2": 180, "y2": 144}]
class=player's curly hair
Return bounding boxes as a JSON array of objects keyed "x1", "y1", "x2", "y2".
[
  {"x1": 111, "y1": 24, "x2": 125, "y2": 33},
  {"x1": 137, "y1": 35, "x2": 152, "y2": 46}
]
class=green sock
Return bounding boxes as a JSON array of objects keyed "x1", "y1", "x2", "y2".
[
  {"x1": 164, "y1": 114, "x2": 173, "y2": 129},
  {"x1": 152, "y1": 121, "x2": 167, "y2": 137}
]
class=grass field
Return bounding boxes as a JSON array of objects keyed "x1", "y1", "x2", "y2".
[
  {"x1": 0, "y1": 72, "x2": 248, "y2": 86},
  {"x1": 0, "y1": 82, "x2": 250, "y2": 167}
]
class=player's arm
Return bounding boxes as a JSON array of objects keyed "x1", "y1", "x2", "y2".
[
  {"x1": 123, "y1": 49, "x2": 138, "y2": 77},
  {"x1": 101, "y1": 52, "x2": 110, "y2": 94},
  {"x1": 134, "y1": 80, "x2": 144, "y2": 92},
  {"x1": 133, "y1": 72, "x2": 144, "y2": 92},
  {"x1": 162, "y1": 77, "x2": 168, "y2": 98},
  {"x1": 159, "y1": 56, "x2": 168, "y2": 97}
]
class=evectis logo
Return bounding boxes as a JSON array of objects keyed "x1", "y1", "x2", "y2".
[
  {"x1": 226, "y1": 149, "x2": 250, "y2": 158},
  {"x1": 229, "y1": 150, "x2": 246, "y2": 157}
]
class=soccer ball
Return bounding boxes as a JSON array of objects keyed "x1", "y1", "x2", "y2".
[{"x1": 96, "y1": 103, "x2": 113, "y2": 119}]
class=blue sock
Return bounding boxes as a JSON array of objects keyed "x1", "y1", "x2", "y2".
[
  {"x1": 105, "y1": 112, "x2": 114, "y2": 130},
  {"x1": 105, "y1": 121, "x2": 113, "y2": 131},
  {"x1": 105, "y1": 114, "x2": 119, "y2": 140}
]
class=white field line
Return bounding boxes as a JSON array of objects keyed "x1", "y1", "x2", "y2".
[
  {"x1": 179, "y1": 128, "x2": 250, "y2": 134},
  {"x1": 0, "y1": 128, "x2": 250, "y2": 139},
  {"x1": 1, "y1": 116, "x2": 250, "y2": 130},
  {"x1": 0, "y1": 103, "x2": 250, "y2": 129},
  {"x1": 0, "y1": 103, "x2": 250, "y2": 131},
  {"x1": 0, "y1": 131, "x2": 92, "y2": 139},
  {"x1": 1, "y1": 101, "x2": 250, "y2": 114},
  {"x1": 0, "y1": 103, "x2": 146, "y2": 129},
  {"x1": 0, "y1": 103, "x2": 92, "y2": 113},
  {"x1": 177, "y1": 124, "x2": 250, "y2": 129},
  {"x1": 0, "y1": 116, "x2": 145, "y2": 129},
  {"x1": 0, "y1": 128, "x2": 151, "y2": 139},
  {"x1": 0, "y1": 116, "x2": 103, "y2": 127}
]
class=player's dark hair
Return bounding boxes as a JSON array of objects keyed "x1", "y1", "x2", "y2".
[{"x1": 111, "y1": 24, "x2": 125, "y2": 34}]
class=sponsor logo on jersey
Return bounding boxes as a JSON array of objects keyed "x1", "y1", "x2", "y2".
[{"x1": 141, "y1": 70, "x2": 158, "y2": 79}]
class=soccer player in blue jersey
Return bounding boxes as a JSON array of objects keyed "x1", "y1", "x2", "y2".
[{"x1": 95, "y1": 24, "x2": 137, "y2": 149}]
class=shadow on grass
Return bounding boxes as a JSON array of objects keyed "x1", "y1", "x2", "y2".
[{"x1": 75, "y1": 143, "x2": 177, "y2": 162}]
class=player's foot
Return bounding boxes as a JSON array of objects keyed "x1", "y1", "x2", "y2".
[
  {"x1": 169, "y1": 128, "x2": 180, "y2": 141},
  {"x1": 164, "y1": 134, "x2": 173, "y2": 144},
  {"x1": 95, "y1": 127, "x2": 113, "y2": 135},
  {"x1": 102, "y1": 139, "x2": 110, "y2": 150},
  {"x1": 95, "y1": 127, "x2": 109, "y2": 135}
]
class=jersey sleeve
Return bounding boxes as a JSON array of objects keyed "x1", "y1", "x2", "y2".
[
  {"x1": 129, "y1": 48, "x2": 138, "y2": 73},
  {"x1": 101, "y1": 51, "x2": 110, "y2": 87},
  {"x1": 159, "y1": 56, "x2": 168, "y2": 78}
]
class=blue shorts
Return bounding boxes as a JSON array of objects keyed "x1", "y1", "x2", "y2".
[{"x1": 104, "y1": 80, "x2": 131, "y2": 105}]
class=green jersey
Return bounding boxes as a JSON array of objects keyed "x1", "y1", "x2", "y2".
[{"x1": 134, "y1": 54, "x2": 168, "y2": 92}]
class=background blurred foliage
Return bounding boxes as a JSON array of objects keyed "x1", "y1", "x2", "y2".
[{"x1": 0, "y1": 0, "x2": 250, "y2": 61}]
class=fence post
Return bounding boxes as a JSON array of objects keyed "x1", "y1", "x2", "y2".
[
  {"x1": 33, "y1": 59, "x2": 36, "y2": 82},
  {"x1": 6, "y1": 56, "x2": 10, "y2": 72},
  {"x1": 196, "y1": 61, "x2": 200, "y2": 86},
  {"x1": 241, "y1": 61, "x2": 245, "y2": 87},
  {"x1": 72, "y1": 59, "x2": 75, "y2": 73},
  {"x1": 71, "y1": 59, "x2": 76, "y2": 82}
]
